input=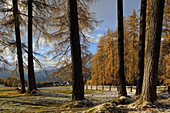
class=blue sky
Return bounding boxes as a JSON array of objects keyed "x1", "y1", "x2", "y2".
[
  {"x1": 0, "y1": 0, "x2": 141, "y2": 70},
  {"x1": 88, "y1": 0, "x2": 140, "y2": 53}
]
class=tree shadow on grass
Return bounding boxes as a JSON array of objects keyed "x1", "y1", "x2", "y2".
[
  {"x1": 0, "y1": 94, "x2": 28, "y2": 98},
  {"x1": 0, "y1": 96, "x2": 16, "y2": 98},
  {"x1": 0, "y1": 89, "x2": 15, "y2": 92},
  {"x1": 2, "y1": 100, "x2": 64, "y2": 107},
  {"x1": 157, "y1": 93, "x2": 170, "y2": 109},
  {"x1": 117, "y1": 107, "x2": 142, "y2": 113}
]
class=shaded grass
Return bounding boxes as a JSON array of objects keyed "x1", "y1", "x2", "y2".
[
  {"x1": 0, "y1": 87, "x2": 170, "y2": 113},
  {"x1": 40, "y1": 89, "x2": 98, "y2": 94},
  {"x1": 0, "y1": 87, "x2": 67, "y2": 113},
  {"x1": 40, "y1": 89, "x2": 72, "y2": 94}
]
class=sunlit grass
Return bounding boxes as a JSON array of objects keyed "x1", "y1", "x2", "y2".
[
  {"x1": 40, "y1": 89, "x2": 98, "y2": 94},
  {"x1": 41, "y1": 86, "x2": 72, "y2": 89},
  {"x1": 0, "y1": 87, "x2": 67, "y2": 113},
  {"x1": 0, "y1": 87, "x2": 15, "y2": 90},
  {"x1": 40, "y1": 89, "x2": 72, "y2": 94},
  {"x1": 0, "y1": 86, "x2": 169, "y2": 113}
]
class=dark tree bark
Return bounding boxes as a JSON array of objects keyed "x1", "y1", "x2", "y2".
[
  {"x1": 117, "y1": 0, "x2": 127, "y2": 96},
  {"x1": 136, "y1": 0, "x2": 147, "y2": 95},
  {"x1": 141, "y1": 0, "x2": 165, "y2": 103},
  {"x1": 68, "y1": 0, "x2": 84, "y2": 100},
  {"x1": 28, "y1": 0, "x2": 37, "y2": 93},
  {"x1": 12, "y1": 0, "x2": 26, "y2": 93}
]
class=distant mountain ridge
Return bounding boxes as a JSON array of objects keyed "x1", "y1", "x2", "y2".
[
  {"x1": 0, "y1": 68, "x2": 51, "y2": 82},
  {"x1": 0, "y1": 69, "x2": 11, "y2": 78}
]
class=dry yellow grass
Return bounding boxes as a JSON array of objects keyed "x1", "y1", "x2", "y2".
[
  {"x1": 0, "y1": 88, "x2": 67, "y2": 113},
  {"x1": 0, "y1": 87, "x2": 169, "y2": 113}
]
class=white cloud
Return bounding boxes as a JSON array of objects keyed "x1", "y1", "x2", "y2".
[
  {"x1": 96, "y1": 34, "x2": 103, "y2": 38},
  {"x1": 95, "y1": 26, "x2": 100, "y2": 30},
  {"x1": 86, "y1": 34, "x2": 99, "y2": 43},
  {"x1": 92, "y1": 38, "x2": 99, "y2": 43}
]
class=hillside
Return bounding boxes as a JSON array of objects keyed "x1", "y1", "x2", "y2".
[{"x1": 0, "y1": 69, "x2": 53, "y2": 82}]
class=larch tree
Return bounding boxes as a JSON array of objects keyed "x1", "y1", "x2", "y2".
[
  {"x1": 145, "y1": 0, "x2": 152, "y2": 54},
  {"x1": 117, "y1": 0, "x2": 127, "y2": 96},
  {"x1": 68, "y1": 0, "x2": 84, "y2": 100},
  {"x1": 104, "y1": 29, "x2": 117, "y2": 85},
  {"x1": 91, "y1": 52, "x2": 101, "y2": 85},
  {"x1": 28, "y1": 0, "x2": 37, "y2": 93},
  {"x1": 90, "y1": 36, "x2": 107, "y2": 86},
  {"x1": 47, "y1": 0, "x2": 98, "y2": 63},
  {"x1": 144, "y1": 0, "x2": 169, "y2": 87},
  {"x1": 161, "y1": 34, "x2": 170, "y2": 86},
  {"x1": 90, "y1": 30, "x2": 118, "y2": 86},
  {"x1": 162, "y1": 0, "x2": 170, "y2": 39},
  {"x1": 124, "y1": 10, "x2": 139, "y2": 87},
  {"x1": 54, "y1": 53, "x2": 93, "y2": 83},
  {"x1": 136, "y1": 0, "x2": 147, "y2": 95},
  {"x1": 0, "y1": 0, "x2": 46, "y2": 93},
  {"x1": 0, "y1": 18, "x2": 13, "y2": 69},
  {"x1": 159, "y1": 0, "x2": 170, "y2": 83},
  {"x1": 12, "y1": 0, "x2": 26, "y2": 93},
  {"x1": 34, "y1": 0, "x2": 99, "y2": 82},
  {"x1": 96, "y1": 38, "x2": 106, "y2": 88},
  {"x1": 141, "y1": 0, "x2": 165, "y2": 103}
]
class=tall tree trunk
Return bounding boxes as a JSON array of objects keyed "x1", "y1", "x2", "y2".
[
  {"x1": 68, "y1": 0, "x2": 84, "y2": 100},
  {"x1": 13, "y1": 0, "x2": 26, "y2": 93},
  {"x1": 136, "y1": 0, "x2": 147, "y2": 95},
  {"x1": 28, "y1": 0, "x2": 37, "y2": 93},
  {"x1": 141, "y1": 0, "x2": 165, "y2": 103},
  {"x1": 117, "y1": 0, "x2": 127, "y2": 96}
]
